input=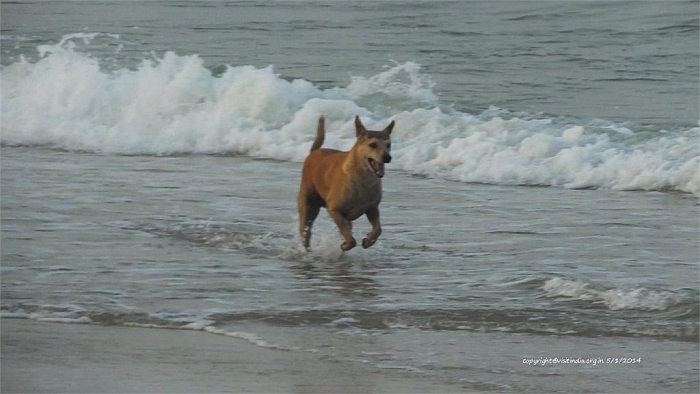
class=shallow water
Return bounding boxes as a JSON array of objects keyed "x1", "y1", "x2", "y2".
[{"x1": 2, "y1": 147, "x2": 698, "y2": 391}]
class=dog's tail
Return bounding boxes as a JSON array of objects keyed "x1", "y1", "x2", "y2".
[{"x1": 310, "y1": 116, "x2": 325, "y2": 152}]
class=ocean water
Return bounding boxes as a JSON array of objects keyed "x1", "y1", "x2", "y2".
[{"x1": 1, "y1": 1, "x2": 698, "y2": 392}]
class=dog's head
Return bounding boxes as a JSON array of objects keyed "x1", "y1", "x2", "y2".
[{"x1": 354, "y1": 116, "x2": 394, "y2": 178}]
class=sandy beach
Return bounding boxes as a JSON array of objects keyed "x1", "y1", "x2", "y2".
[
  {"x1": 4, "y1": 318, "x2": 699, "y2": 393},
  {"x1": 1, "y1": 318, "x2": 466, "y2": 393}
]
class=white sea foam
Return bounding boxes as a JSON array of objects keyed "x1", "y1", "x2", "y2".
[
  {"x1": 326, "y1": 317, "x2": 361, "y2": 327},
  {"x1": 36, "y1": 316, "x2": 93, "y2": 324},
  {"x1": 0, "y1": 310, "x2": 30, "y2": 319},
  {"x1": 2, "y1": 33, "x2": 697, "y2": 194},
  {"x1": 202, "y1": 326, "x2": 312, "y2": 352},
  {"x1": 0, "y1": 309, "x2": 93, "y2": 324},
  {"x1": 541, "y1": 277, "x2": 689, "y2": 311}
]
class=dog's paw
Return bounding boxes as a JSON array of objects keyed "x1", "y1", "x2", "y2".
[
  {"x1": 341, "y1": 239, "x2": 357, "y2": 251},
  {"x1": 362, "y1": 237, "x2": 377, "y2": 249}
]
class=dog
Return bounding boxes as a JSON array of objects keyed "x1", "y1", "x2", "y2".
[{"x1": 298, "y1": 115, "x2": 394, "y2": 251}]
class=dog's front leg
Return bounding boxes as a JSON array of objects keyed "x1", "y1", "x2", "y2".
[
  {"x1": 362, "y1": 207, "x2": 382, "y2": 249},
  {"x1": 328, "y1": 209, "x2": 356, "y2": 251}
]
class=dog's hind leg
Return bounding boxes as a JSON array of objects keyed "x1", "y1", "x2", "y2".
[
  {"x1": 298, "y1": 194, "x2": 321, "y2": 251},
  {"x1": 362, "y1": 207, "x2": 382, "y2": 249},
  {"x1": 328, "y1": 209, "x2": 357, "y2": 251}
]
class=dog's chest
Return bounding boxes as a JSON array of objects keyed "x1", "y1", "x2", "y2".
[{"x1": 339, "y1": 178, "x2": 382, "y2": 220}]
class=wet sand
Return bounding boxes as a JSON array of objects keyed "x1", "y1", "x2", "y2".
[
  {"x1": 3, "y1": 318, "x2": 699, "y2": 393},
  {"x1": 1, "y1": 318, "x2": 463, "y2": 393}
]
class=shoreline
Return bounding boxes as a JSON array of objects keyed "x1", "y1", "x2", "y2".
[{"x1": 0, "y1": 318, "x2": 462, "y2": 393}]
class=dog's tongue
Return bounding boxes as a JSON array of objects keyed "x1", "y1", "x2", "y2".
[{"x1": 371, "y1": 160, "x2": 385, "y2": 177}]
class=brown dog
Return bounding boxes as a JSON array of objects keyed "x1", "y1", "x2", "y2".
[{"x1": 298, "y1": 115, "x2": 394, "y2": 251}]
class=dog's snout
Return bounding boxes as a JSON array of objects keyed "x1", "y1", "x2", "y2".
[{"x1": 383, "y1": 153, "x2": 392, "y2": 163}]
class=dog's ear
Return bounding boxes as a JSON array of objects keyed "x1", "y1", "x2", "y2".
[
  {"x1": 383, "y1": 120, "x2": 395, "y2": 136},
  {"x1": 355, "y1": 116, "x2": 368, "y2": 138}
]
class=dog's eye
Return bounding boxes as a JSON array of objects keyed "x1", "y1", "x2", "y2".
[
  {"x1": 387, "y1": 143, "x2": 391, "y2": 149},
  {"x1": 369, "y1": 142, "x2": 377, "y2": 149}
]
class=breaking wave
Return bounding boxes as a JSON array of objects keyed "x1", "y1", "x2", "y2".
[{"x1": 2, "y1": 33, "x2": 698, "y2": 194}]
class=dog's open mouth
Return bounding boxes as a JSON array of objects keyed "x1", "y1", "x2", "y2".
[{"x1": 368, "y1": 158, "x2": 385, "y2": 178}]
